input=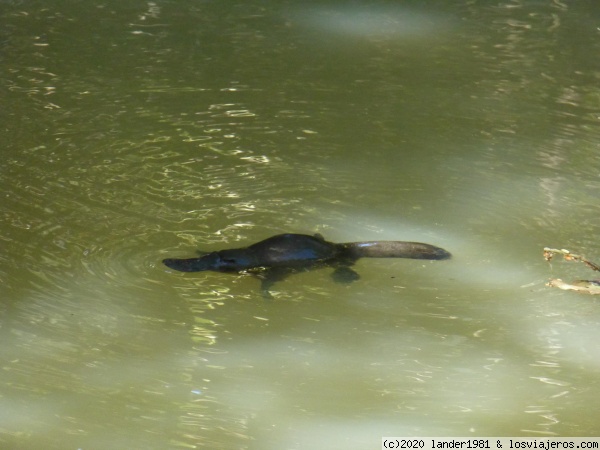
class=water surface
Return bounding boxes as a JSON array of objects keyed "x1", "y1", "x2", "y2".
[{"x1": 2, "y1": 1, "x2": 600, "y2": 448}]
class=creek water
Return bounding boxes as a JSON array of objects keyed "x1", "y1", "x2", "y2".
[{"x1": 2, "y1": 1, "x2": 600, "y2": 448}]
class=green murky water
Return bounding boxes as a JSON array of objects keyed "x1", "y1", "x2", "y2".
[{"x1": 2, "y1": 1, "x2": 600, "y2": 448}]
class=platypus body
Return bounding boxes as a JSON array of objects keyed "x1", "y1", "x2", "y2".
[{"x1": 163, "y1": 233, "x2": 450, "y2": 295}]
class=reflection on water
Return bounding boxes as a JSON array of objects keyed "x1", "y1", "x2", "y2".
[
  {"x1": 2, "y1": 0, "x2": 600, "y2": 448},
  {"x1": 287, "y1": 4, "x2": 455, "y2": 39}
]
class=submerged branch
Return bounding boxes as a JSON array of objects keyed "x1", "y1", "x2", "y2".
[
  {"x1": 543, "y1": 247, "x2": 600, "y2": 295},
  {"x1": 546, "y1": 278, "x2": 600, "y2": 295}
]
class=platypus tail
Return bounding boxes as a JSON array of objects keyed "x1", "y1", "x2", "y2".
[{"x1": 340, "y1": 241, "x2": 451, "y2": 260}]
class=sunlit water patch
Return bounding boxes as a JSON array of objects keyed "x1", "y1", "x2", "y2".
[
  {"x1": 288, "y1": 4, "x2": 455, "y2": 40},
  {"x1": 3, "y1": 0, "x2": 600, "y2": 447}
]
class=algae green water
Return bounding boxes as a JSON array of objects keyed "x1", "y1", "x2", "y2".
[{"x1": 2, "y1": 1, "x2": 600, "y2": 448}]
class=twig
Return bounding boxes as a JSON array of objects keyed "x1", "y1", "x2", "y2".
[
  {"x1": 543, "y1": 247, "x2": 600, "y2": 272},
  {"x1": 544, "y1": 247, "x2": 600, "y2": 295},
  {"x1": 546, "y1": 279, "x2": 600, "y2": 295}
]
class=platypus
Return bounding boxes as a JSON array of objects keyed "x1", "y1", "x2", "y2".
[{"x1": 163, "y1": 233, "x2": 450, "y2": 295}]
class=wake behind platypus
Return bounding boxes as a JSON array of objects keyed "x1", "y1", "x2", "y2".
[{"x1": 163, "y1": 233, "x2": 451, "y2": 296}]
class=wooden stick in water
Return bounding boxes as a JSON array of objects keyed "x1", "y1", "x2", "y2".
[{"x1": 543, "y1": 247, "x2": 600, "y2": 295}]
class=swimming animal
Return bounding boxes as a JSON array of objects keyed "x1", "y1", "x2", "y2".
[{"x1": 163, "y1": 233, "x2": 451, "y2": 296}]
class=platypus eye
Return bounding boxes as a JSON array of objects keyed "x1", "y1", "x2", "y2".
[{"x1": 214, "y1": 255, "x2": 240, "y2": 272}]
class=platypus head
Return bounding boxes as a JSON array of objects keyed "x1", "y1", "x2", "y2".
[
  {"x1": 162, "y1": 249, "x2": 258, "y2": 273},
  {"x1": 213, "y1": 249, "x2": 257, "y2": 272},
  {"x1": 163, "y1": 252, "x2": 221, "y2": 272}
]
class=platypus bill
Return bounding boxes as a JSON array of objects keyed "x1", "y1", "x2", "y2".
[{"x1": 163, "y1": 233, "x2": 451, "y2": 296}]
